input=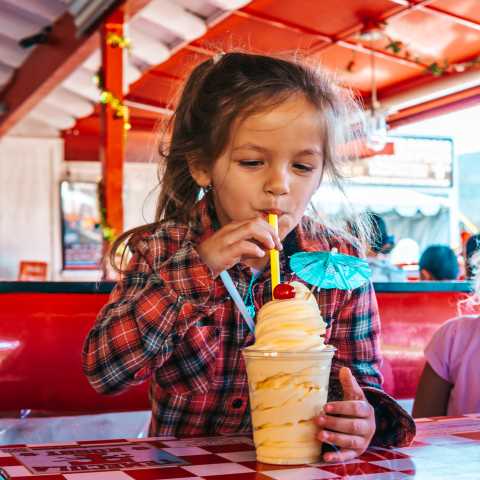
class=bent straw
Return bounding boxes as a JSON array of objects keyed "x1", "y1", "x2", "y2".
[
  {"x1": 268, "y1": 213, "x2": 280, "y2": 297},
  {"x1": 219, "y1": 270, "x2": 255, "y2": 334}
]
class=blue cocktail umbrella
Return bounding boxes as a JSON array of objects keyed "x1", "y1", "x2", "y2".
[{"x1": 289, "y1": 248, "x2": 371, "y2": 290}]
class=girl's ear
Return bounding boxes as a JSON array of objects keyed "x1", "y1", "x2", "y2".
[{"x1": 187, "y1": 155, "x2": 212, "y2": 188}]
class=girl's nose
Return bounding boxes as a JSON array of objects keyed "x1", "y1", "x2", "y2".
[{"x1": 264, "y1": 168, "x2": 289, "y2": 196}]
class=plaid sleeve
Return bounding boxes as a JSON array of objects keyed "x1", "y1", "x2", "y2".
[
  {"x1": 327, "y1": 280, "x2": 415, "y2": 447},
  {"x1": 364, "y1": 387, "x2": 416, "y2": 447},
  {"x1": 329, "y1": 280, "x2": 383, "y2": 389},
  {"x1": 82, "y1": 235, "x2": 217, "y2": 395}
]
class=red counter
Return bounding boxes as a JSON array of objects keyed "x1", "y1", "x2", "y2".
[{"x1": 0, "y1": 281, "x2": 471, "y2": 414}]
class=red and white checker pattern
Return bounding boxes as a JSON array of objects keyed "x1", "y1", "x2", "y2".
[{"x1": 1, "y1": 416, "x2": 480, "y2": 480}]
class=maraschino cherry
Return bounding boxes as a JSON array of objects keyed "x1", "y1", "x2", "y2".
[{"x1": 273, "y1": 283, "x2": 295, "y2": 300}]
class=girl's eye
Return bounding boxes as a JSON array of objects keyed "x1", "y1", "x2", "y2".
[
  {"x1": 293, "y1": 163, "x2": 314, "y2": 172},
  {"x1": 238, "y1": 160, "x2": 264, "y2": 167}
]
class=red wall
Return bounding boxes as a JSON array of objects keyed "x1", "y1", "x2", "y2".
[
  {"x1": 377, "y1": 291, "x2": 464, "y2": 398},
  {"x1": 0, "y1": 288, "x2": 467, "y2": 414},
  {"x1": 0, "y1": 292, "x2": 149, "y2": 414}
]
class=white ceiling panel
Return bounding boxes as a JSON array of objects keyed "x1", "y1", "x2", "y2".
[
  {"x1": 175, "y1": 0, "x2": 217, "y2": 18},
  {"x1": 208, "y1": 0, "x2": 251, "y2": 9},
  {"x1": 29, "y1": 103, "x2": 76, "y2": 130},
  {"x1": 129, "y1": 15, "x2": 178, "y2": 46},
  {"x1": 0, "y1": 63, "x2": 14, "y2": 87},
  {"x1": 139, "y1": 0, "x2": 207, "y2": 41},
  {"x1": 0, "y1": 34, "x2": 29, "y2": 68},
  {"x1": 82, "y1": 50, "x2": 100, "y2": 71},
  {"x1": 63, "y1": 68, "x2": 100, "y2": 102},
  {"x1": 0, "y1": 1, "x2": 51, "y2": 40},
  {"x1": 0, "y1": 0, "x2": 67, "y2": 23},
  {"x1": 129, "y1": 28, "x2": 170, "y2": 66},
  {"x1": 44, "y1": 87, "x2": 94, "y2": 118},
  {"x1": 82, "y1": 50, "x2": 143, "y2": 86}
]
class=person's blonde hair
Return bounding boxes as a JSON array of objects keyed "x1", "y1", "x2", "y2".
[{"x1": 459, "y1": 251, "x2": 480, "y2": 313}]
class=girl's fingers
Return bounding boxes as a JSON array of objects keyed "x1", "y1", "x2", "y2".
[
  {"x1": 198, "y1": 217, "x2": 283, "y2": 274},
  {"x1": 227, "y1": 219, "x2": 281, "y2": 251},
  {"x1": 339, "y1": 367, "x2": 365, "y2": 401},
  {"x1": 318, "y1": 429, "x2": 365, "y2": 450},
  {"x1": 230, "y1": 241, "x2": 266, "y2": 261},
  {"x1": 323, "y1": 448, "x2": 358, "y2": 463},
  {"x1": 324, "y1": 400, "x2": 372, "y2": 418},
  {"x1": 316, "y1": 415, "x2": 370, "y2": 437}
]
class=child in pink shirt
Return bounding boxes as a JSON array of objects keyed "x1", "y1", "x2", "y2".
[{"x1": 413, "y1": 252, "x2": 480, "y2": 417}]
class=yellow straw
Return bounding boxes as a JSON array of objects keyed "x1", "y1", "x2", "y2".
[{"x1": 268, "y1": 213, "x2": 280, "y2": 297}]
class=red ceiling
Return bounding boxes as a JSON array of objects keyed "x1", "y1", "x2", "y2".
[{"x1": 65, "y1": 0, "x2": 480, "y2": 160}]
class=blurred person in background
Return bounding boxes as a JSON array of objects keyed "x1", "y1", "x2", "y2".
[
  {"x1": 413, "y1": 252, "x2": 480, "y2": 417},
  {"x1": 419, "y1": 245, "x2": 459, "y2": 281},
  {"x1": 465, "y1": 233, "x2": 480, "y2": 279},
  {"x1": 367, "y1": 212, "x2": 407, "y2": 282}
]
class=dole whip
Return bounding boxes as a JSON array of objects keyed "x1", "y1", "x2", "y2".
[{"x1": 242, "y1": 281, "x2": 335, "y2": 465}]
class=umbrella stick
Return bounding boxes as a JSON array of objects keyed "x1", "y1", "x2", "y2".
[
  {"x1": 268, "y1": 213, "x2": 280, "y2": 297},
  {"x1": 219, "y1": 270, "x2": 255, "y2": 334}
]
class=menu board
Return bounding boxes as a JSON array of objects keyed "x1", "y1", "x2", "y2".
[{"x1": 346, "y1": 136, "x2": 453, "y2": 188}]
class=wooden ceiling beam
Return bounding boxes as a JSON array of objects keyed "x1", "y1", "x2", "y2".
[
  {"x1": 0, "y1": 12, "x2": 100, "y2": 137},
  {"x1": 0, "y1": 0, "x2": 152, "y2": 138}
]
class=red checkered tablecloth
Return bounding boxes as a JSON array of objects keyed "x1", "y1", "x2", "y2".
[{"x1": 1, "y1": 415, "x2": 480, "y2": 479}]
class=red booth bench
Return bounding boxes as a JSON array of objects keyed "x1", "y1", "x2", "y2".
[{"x1": 0, "y1": 281, "x2": 471, "y2": 415}]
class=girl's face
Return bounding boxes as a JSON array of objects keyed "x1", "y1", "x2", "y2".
[{"x1": 200, "y1": 95, "x2": 325, "y2": 241}]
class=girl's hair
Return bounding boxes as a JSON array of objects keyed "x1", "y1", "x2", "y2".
[{"x1": 109, "y1": 51, "x2": 367, "y2": 271}]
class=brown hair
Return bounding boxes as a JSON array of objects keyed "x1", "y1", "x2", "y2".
[{"x1": 109, "y1": 51, "x2": 366, "y2": 271}]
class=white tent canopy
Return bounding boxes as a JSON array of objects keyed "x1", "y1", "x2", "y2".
[{"x1": 313, "y1": 184, "x2": 451, "y2": 217}]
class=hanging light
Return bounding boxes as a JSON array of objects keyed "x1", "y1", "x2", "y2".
[
  {"x1": 365, "y1": 48, "x2": 388, "y2": 151},
  {"x1": 357, "y1": 19, "x2": 389, "y2": 152}
]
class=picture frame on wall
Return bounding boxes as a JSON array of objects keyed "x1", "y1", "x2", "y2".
[{"x1": 60, "y1": 180, "x2": 102, "y2": 270}]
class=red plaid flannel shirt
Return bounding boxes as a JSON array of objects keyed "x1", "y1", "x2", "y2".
[{"x1": 83, "y1": 196, "x2": 415, "y2": 446}]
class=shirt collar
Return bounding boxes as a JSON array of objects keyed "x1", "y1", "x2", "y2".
[{"x1": 188, "y1": 192, "x2": 218, "y2": 243}]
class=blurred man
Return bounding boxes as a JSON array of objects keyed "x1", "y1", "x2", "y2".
[
  {"x1": 465, "y1": 234, "x2": 480, "y2": 279},
  {"x1": 419, "y1": 245, "x2": 459, "y2": 281},
  {"x1": 367, "y1": 213, "x2": 407, "y2": 282}
]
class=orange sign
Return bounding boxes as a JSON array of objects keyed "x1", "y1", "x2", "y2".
[{"x1": 18, "y1": 261, "x2": 48, "y2": 281}]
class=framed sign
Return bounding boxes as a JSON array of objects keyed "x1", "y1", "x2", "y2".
[
  {"x1": 60, "y1": 181, "x2": 102, "y2": 270},
  {"x1": 345, "y1": 136, "x2": 454, "y2": 188}
]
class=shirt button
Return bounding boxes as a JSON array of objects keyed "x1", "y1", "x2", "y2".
[{"x1": 232, "y1": 398, "x2": 243, "y2": 409}]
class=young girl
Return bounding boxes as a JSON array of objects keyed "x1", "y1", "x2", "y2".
[
  {"x1": 83, "y1": 52, "x2": 415, "y2": 462},
  {"x1": 413, "y1": 252, "x2": 480, "y2": 417}
]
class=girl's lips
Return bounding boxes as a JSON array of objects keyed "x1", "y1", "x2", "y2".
[{"x1": 261, "y1": 209, "x2": 284, "y2": 216}]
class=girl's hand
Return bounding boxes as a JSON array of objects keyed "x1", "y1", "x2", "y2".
[
  {"x1": 196, "y1": 218, "x2": 283, "y2": 277},
  {"x1": 316, "y1": 367, "x2": 376, "y2": 463}
]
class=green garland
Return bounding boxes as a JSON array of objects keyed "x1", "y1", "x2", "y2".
[
  {"x1": 346, "y1": 20, "x2": 480, "y2": 76},
  {"x1": 97, "y1": 179, "x2": 116, "y2": 243}
]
